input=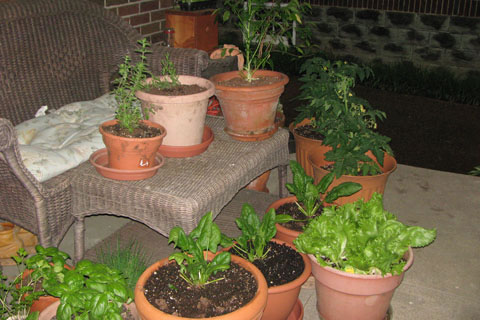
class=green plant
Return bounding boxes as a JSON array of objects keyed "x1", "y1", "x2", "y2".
[
  {"x1": 286, "y1": 160, "x2": 362, "y2": 218},
  {"x1": 168, "y1": 212, "x2": 232, "y2": 287},
  {"x1": 0, "y1": 248, "x2": 40, "y2": 320},
  {"x1": 215, "y1": 0, "x2": 312, "y2": 82},
  {"x1": 294, "y1": 193, "x2": 437, "y2": 276},
  {"x1": 223, "y1": 203, "x2": 289, "y2": 262},
  {"x1": 294, "y1": 57, "x2": 393, "y2": 177},
  {"x1": 469, "y1": 165, "x2": 480, "y2": 176},
  {"x1": 95, "y1": 239, "x2": 151, "y2": 291}
]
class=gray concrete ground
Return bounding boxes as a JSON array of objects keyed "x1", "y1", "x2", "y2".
[{"x1": 3, "y1": 154, "x2": 480, "y2": 319}]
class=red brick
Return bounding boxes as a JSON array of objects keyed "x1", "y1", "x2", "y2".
[
  {"x1": 150, "y1": 32, "x2": 164, "y2": 44},
  {"x1": 141, "y1": 22, "x2": 160, "y2": 35},
  {"x1": 118, "y1": 3, "x2": 139, "y2": 16},
  {"x1": 140, "y1": 1, "x2": 159, "y2": 12},
  {"x1": 151, "y1": 9, "x2": 165, "y2": 21},
  {"x1": 129, "y1": 13, "x2": 150, "y2": 26},
  {"x1": 159, "y1": 0, "x2": 174, "y2": 8},
  {"x1": 106, "y1": 0, "x2": 128, "y2": 6},
  {"x1": 86, "y1": 0, "x2": 104, "y2": 7},
  {"x1": 108, "y1": 7, "x2": 118, "y2": 16}
]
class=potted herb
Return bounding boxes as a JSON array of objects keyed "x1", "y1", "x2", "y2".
[
  {"x1": 99, "y1": 38, "x2": 166, "y2": 172},
  {"x1": 294, "y1": 193, "x2": 437, "y2": 320},
  {"x1": 135, "y1": 54, "x2": 216, "y2": 156},
  {"x1": 267, "y1": 160, "x2": 362, "y2": 246},
  {"x1": 210, "y1": 0, "x2": 310, "y2": 141},
  {"x1": 134, "y1": 212, "x2": 268, "y2": 319},
  {"x1": 224, "y1": 203, "x2": 311, "y2": 320}
]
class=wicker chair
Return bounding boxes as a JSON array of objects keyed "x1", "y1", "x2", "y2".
[{"x1": 0, "y1": 0, "x2": 209, "y2": 247}]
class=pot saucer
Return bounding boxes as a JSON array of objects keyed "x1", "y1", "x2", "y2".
[
  {"x1": 287, "y1": 299, "x2": 304, "y2": 320},
  {"x1": 90, "y1": 149, "x2": 165, "y2": 181},
  {"x1": 224, "y1": 124, "x2": 278, "y2": 142},
  {"x1": 158, "y1": 126, "x2": 214, "y2": 158}
]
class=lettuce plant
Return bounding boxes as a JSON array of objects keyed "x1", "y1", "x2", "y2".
[
  {"x1": 294, "y1": 193, "x2": 436, "y2": 276},
  {"x1": 168, "y1": 212, "x2": 232, "y2": 286}
]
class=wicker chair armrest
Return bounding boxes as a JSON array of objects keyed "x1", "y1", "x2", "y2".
[{"x1": 149, "y1": 45, "x2": 210, "y2": 77}]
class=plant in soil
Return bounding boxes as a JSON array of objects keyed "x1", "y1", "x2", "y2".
[
  {"x1": 0, "y1": 248, "x2": 41, "y2": 320},
  {"x1": 294, "y1": 193, "x2": 437, "y2": 275},
  {"x1": 215, "y1": 0, "x2": 312, "y2": 82},
  {"x1": 223, "y1": 204, "x2": 304, "y2": 287},
  {"x1": 294, "y1": 57, "x2": 393, "y2": 177},
  {"x1": 278, "y1": 160, "x2": 362, "y2": 231},
  {"x1": 143, "y1": 211, "x2": 257, "y2": 317}
]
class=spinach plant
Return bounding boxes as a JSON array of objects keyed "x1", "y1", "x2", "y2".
[
  {"x1": 286, "y1": 160, "x2": 362, "y2": 218},
  {"x1": 294, "y1": 193, "x2": 437, "y2": 276},
  {"x1": 168, "y1": 212, "x2": 232, "y2": 287}
]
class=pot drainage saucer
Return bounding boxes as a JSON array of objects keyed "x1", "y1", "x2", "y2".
[
  {"x1": 287, "y1": 299, "x2": 304, "y2": 320},
  {"x1": 158, "y1": 126, "x2": 214, "y2": 158},
  {"x1": 224, "y1": 124, "x2": 278, "y2": 142},
  {"x1": 90, "y1": 149, "x2": 165, "y2": 181}
]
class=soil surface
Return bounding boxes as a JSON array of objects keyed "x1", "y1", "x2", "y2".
[
  {"x1": 102, "y1": 122, "x2": 164, "y2": 138},
  {"x1": 143, "y1": 262, "x2": 257, "y2": 318},
  {"x1": 146, "y1": 84, "x2": 206, "y2": 96},
  {"x1": 229, "y1": 241, "x2": 305, "y2": 287},
  {"x1": 216, "y1": 75, "x2": 283, "y2": 87},
  {"x1": 281, "y1": 75, "x2": 480, "y2": 175},
  {"x1": 275, "y1": 201, "x2": 323, "y2": 232}
]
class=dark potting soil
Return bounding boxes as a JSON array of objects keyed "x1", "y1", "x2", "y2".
[
  {"x1": 102, "y1": 122, "x2": 164, "y2": 139},
  {"x1": 275, "y1": 201, "x2": 323, "y2": 232},
  {"x1": 216, "y1": 75, "x2": 283, "y2": 87},
  {"x1": 146, "y1": 84, "x2": 206, "y2": 96},
  {"x1": 230, "y1": 241, "x2": 305, "y2": 287},
  {"x1": 143, "y1": 262, "x2": 257, "y2": 318},
  {"x1": 293, "y1": 124, "x2": 325, "y2": 141}
]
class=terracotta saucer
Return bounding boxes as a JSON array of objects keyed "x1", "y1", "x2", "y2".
[
  {"x1": 224, "y1": 113, "x2": 283, "y2": 142},
  {"x1": 287, "y1": 299, "x2": 304, "y2": 320},
  {"x1": 90, "y1": 149, "x2": 165, "y2": 181},
  {"x1": 158, "y1": 126, "x2": 214, "y2": 158}
]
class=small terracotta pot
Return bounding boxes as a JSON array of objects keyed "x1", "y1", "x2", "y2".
[
  {"x1": 99, "y1": 119, "x2": 166, "y2": 171},
  {"x1": 134, "y1": 254, "x2": 268, "y2": 320},
  {"x1": 210, "y1": 70, "x2": 289, "y2": 141},
  {"x1": 261, "y1": 238, "x2": 311, "y2": 320},
  {"x1": 308, "y1": 151, "x2": 397, "y2": 205},
  {"x1": 136, "y1": 75, "x2": 216, "y2": 147},
  {"x1": 309, "y1": 248, "x2": 414, "y2": 320},
  {"x1": 289, "y1": 119, "x2": 329, "y2": 177}
]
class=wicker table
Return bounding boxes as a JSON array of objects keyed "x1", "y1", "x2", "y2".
[{"x1": 71, "y1": 116, "x2": 289, "y2": 261}]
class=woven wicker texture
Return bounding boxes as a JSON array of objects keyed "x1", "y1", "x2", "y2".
[
  {"x1": 71, "y1": 116, "x2": 289, "y2": 261},
  {"x1": 0, "y1": 0, "x2": 209, "y2": 248}
]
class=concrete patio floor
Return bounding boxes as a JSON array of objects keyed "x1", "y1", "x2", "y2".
[{"x1": 4, "y1": 154, "x2": 480, "y2": 319}]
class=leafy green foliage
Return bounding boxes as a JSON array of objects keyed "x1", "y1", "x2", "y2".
[
  {"x1": 0, "y1": 248, "x2": 40, "y2": 320},
  {"x1": 469, "y1": 165, "x2": 480, "y2": 176},
  {"x1": 95, "y1": 239, "x2": 151, "y2": 291},
  {"x1": 168, "y1": 212, "x2": 232, "y2": 287},
  {"x1": 224, "y1": 203, "x2": 288, "y2": 262},
  {"x1": 294, "y1": 193, "x2": 437, "y2": 276},
  {"x1": 215, "y1": 0, "x2": 312, "y2": 82},
  {"x1": 286, "y1": 160, "x2": 362, "y2": 218},
  {"x1": 294, "y1": 57, "x2": 393, "y2": 177}
]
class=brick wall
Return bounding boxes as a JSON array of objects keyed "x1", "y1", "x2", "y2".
[{"x1": 87, "y1": 0, "x2": 175, "y2": 43}]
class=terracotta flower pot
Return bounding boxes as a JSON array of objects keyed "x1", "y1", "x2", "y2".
[
  {"x1": 308, "y1": 151, "x2": 397, "y2": 205},
  {"x1": 38, "y1": 300, "x2": 140, "y2": 320},
  {"x1": 0, "y1": 222, "x2": 23, "y2": 259},
  {"x1": 99, "y1": 119, "x2": 166, "y2": 171},
  {"x1": 261, "y1": 238, "x2": 311, "y2": 320},
  {"x1": 309, "y1": 247, "x2": 414, "y2": 320},
  {"x1": 210, "y1": 70, "x2": 289, "y2": 141},
  {"x1": 134, "y1": 255, "x2": 268, "y2": 320},
  {"x1": 135, "y1": 75, "x2": 215, "y2": 147},
  {"x1": 289, "y1": 119, "x2": 329, "y2": 177}
]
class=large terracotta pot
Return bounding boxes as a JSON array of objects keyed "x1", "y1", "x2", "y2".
[
  {"x1": 134, "y1": 255, "x2": 268, "y2": 320},
  {"x1": 135, "y1": 76, "x2": 215, "y2": 147},
  {"x1": 99, "y1": 119, "x2": 166, "y2": 171},
  {"x1": 261, "y1": 238, "x2": 311, "y2": 320},
  {"x1": 210, "y1": 70, "x2": 289, "y2": 141},
  {"x1": 308, "y1": 151, "x2": 397, "y2": 205},
  {"x1": 289, "y1": 119, "x2": 329, "y2": 177},
  {"x1": 266, "y1": 196, "x2": 301, "y2": 247},
  {"x1": 309, "y1": 248, "x2": 414, "y2": 320}
]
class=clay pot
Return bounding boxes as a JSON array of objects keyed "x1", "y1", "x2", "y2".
[
  {"x1": 308, "y1": 151, "x2": 397, "y2": 205},
  {"x1": 289, "y1": 119, "x2": 329, "y2": 177},
  {"x1": 135, "y1": 76, "x2": 215, "y2": 147},
  {"x1": 134, "y1": 255, "x2": 268, "y2": 320},
  {"x1": 309, "y1": 248, "x2": 414, "y2": 320},
  {"x1": 99, "y1": 119, "x2": 166, "y2": 171},
  {"x1": 15, "y1": 226, "x2": 38, "y2": 247},
  {"x1": 210, "y1": 70, "x2": 289, "y2": 141},
  {"x1": 0, "y1": 222, "x2": 23, "y2": 259},
  {"x1": 246, "y1": 171, "x2": 271, "y2": 193},
  {"x1": 261, "y1": 239, "x2": 311, "y2": 320},
  {"x1": 38, "y1": 300, "x2": 140, "y2": 320}
]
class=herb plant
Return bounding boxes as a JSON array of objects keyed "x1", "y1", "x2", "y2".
[
  {"x1": 286, "y1": 160, "x2": 362, "y2": 218},
  {"x1": 294, "y1": 57, "x2": 393, "y2": 177},
  {"x1": 294, "y1": 193, "x2": 437, "y2": 276},
  {"x1": 168, "y1": 212, "x2": 232, "y2": 287},
  {"x1": 215, "y1": 0, "x2": 312, "y2": 82}
]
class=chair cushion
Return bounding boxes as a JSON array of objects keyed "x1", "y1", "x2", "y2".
[{"x1": 15, "y1": 94, "x2": 116, "y2": 182}]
